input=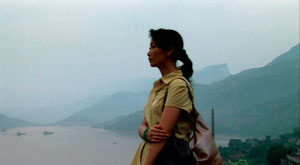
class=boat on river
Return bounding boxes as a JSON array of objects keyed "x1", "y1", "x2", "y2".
[
  {"x1": 16, "y1": 132, "x2": 26, "y2": 136},
  {"x1": 43, "y1": 131, "x2": 54, "y2": 135}
]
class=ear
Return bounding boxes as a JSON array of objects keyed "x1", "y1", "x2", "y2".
[{"x1": 165, "y1": 47, "x2": 174, "y2": 57}]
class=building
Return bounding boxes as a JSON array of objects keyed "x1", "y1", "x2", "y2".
[{"x1": 281, "y1": 140, "x2": 300, "y2": 165}]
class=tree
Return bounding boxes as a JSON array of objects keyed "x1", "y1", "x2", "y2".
[
  {"x1": 226, "y1": 160, "x2": 235, "y2": 165},
  {"x1": 229, "y1": 139, "x2": 244, "y2": 152},
  {"x1": 246, "y1": 144, "x2": 268, "y2": 163},
  {"x1": 236, "y1": 159, "x2": 249, "y2": 165},
  {"x1": 266, "y1": 145, "x2": 288, "y2": 165},
  {"x1": 226, "y1": 159, "x2": 249, "y2": 165}
]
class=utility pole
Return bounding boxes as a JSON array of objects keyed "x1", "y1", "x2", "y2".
[{"x1": 212, "y1": 108, "x2": 215, "y2": 138}]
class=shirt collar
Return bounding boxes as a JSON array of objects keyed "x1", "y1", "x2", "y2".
[
  {"x1": 153, "y1": 70, "x2": 183, "y2": 91},
  {"x1": 161, "y1": 70, "x2": 183, "y2": 84}
]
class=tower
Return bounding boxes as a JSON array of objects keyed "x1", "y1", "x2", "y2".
[{"x1": 212, "y1": 108, "x2": 215, "y2": 138}]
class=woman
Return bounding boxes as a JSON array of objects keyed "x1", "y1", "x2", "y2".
[{"x1": 132, "y1": 28, "x2": 195, "y2": 165}]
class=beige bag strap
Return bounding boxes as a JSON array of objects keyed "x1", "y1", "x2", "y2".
[{"x1": 162, "y1": 78, "x2": 196, "y2": 141}]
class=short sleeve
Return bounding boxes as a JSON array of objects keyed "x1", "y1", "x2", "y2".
[{"x1": 165, "y1": 79, "x2": 193, "y2": 113}]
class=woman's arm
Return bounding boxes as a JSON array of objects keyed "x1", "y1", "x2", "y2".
[
  {"x1": 145, "y1": 106, "x2": 181, "y2": 165},
  {"x1": 139, "y1": 117, "x2": 169, "y2": 143}
]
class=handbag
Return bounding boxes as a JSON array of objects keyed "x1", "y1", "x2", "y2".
[
  {"x1": 155, "y1": 133, "x2": 196, "y2": 165},
  {"x1": 190, "y1": 112, "x2": 223, "y2": 165},
  {"x1": 156, "y1": 78, "x2": 223, "y2": 165}
]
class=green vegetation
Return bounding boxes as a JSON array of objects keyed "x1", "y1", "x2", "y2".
[
  {"x1": 266, "y1": 145, "x2": 288, "y2": 165},
  {"x1": 220, "y1": 127, "x2": 299, "y2": 164},
  {"x1": 226, "y1": 159, "x2": 249, "y2": 165}
]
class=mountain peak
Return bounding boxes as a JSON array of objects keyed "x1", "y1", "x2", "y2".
[{"x1": 193, "y1": 63, "x2": 231, "y2": 84}]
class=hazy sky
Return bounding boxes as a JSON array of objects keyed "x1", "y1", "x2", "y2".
[{"x1": 0, "y1": 0, "x2": 299, "y2": 123}]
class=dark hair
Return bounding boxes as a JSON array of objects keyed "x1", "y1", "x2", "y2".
[{"x1": 149, "y1": 28, "x2": 193, "y2": 82}]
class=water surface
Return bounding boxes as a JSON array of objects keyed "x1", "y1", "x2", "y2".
[
  {"x1": 0, "y1": 126, "x2": 141, "y2": 165},
  {"x1": 0, "y1": 126, "x2": 244, "y2": 165}
]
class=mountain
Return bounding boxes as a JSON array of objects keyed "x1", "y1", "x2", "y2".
[
  {"x1": 55, "y1": 64, "x2": 233, "y2": 126},
  {"x1": 103, "y1": 44, "x2": 299, "y2": 136},
  {"x1": 92, "y1": 110, "x2": 144, "y2": 132},
  {"x1": 0, "y1": 113, "x2": 33, "y2": 129},
  {"x1": 194, "y1": 44, "x2": 299, "y2": 136},
  {"x1": 193, "y1": 45, "x2": 298, "y2": 111},
  {"x1": 103, "y1": 77, "x2": 155, "y2": 93},
  {"x1": 54, "y1": 90, "x2": 149, "y2": 126},
  {"x1": 192, "y1": 64, "x2": 231, "y2": 84},
  {"x1": 0, "y1": 76, "x2": 156, "y2": 125}
]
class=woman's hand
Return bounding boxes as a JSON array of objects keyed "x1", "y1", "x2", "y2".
[{"x1": 146, "y1": 125, "x2": 169, "y2": 143}]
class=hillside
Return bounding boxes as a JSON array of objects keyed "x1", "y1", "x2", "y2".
[
  {"x1": 55, "y1": 64, "x2": 233, "y2": 126},
  {"x1": 0, "y1": 113, "x2": 33, "y2": 129},
  {"x1": 103, "y1": 44, "x2": 299, "y2": 136},
  {"x1": 92, "y1": 110, "x2": 144, "y2": 132},
  {"x1": 55, "y1": 91, "x2": 149, "y2": 126},
  {"x1": 193, "y1": 44, "x2": 299, "y2": 135},
  {"x1": 193, "y1": 63, "x2": 231, "y2": 84}
]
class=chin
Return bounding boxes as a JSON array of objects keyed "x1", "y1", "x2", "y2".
[
  {"x1": 149, "y1": 62, "x2": 156, "y2": 67},
  {"x1": 150, "y1": 64, "x2": 158, "y2": 68}
]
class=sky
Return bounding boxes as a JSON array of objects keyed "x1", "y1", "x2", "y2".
[{"x1": 0, "y1": 0, "x2": 299, "y2": 123}]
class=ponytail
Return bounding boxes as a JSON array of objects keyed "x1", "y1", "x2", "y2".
[{"x1": 177, "y1": 49, "x2": 193, "y2": 82}]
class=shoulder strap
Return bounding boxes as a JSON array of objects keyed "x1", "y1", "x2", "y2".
[
  {"x1": 162, "y1": 78, "x2": 196, "y2": 141},
  {"x1": 162, "y1": 78, "x2": 194, "y2": 110},
  {"x1": 162, "y1": 78, "x2": 195, "y2": 108}
]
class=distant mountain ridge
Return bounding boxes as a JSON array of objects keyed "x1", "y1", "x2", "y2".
[
  {"x1": 55, "y1": 65, "x2": 230, "y2": 126},
  {"x1": 193, "y1": 44, "x2": 299, "y2": 136},
  {"x1": 100, "y1": 44, "x2": 299, "y2": 136},
  {"x1": 193, "y1": 44, "x2": 299, "y2": 111},
  {"x1": 193, "y1": 64, "x2": 231, "y2": 84},
  {"x1": 55, "y1": 90, "x2": 150, "y2": 126},
  {"x1": 0, "y1": 113, "x2": 33, "y2": 129},
  {"x1": 92, "y1": 110, "x2": 144, "y2": 132}
]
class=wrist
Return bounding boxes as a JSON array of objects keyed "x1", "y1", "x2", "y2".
[{"x1": 143, "y1": 127, "x2": 150, "y2": 142}]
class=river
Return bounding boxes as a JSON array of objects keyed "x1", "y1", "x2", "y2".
[{"x1": 0, "y1": 126, "x2": 247, "y2": 165}]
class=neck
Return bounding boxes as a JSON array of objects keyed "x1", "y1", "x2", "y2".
[{"x1": 158, "y1": 61, "x2": 177, "y2": 77}]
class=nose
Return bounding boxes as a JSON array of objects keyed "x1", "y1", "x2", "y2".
[{"x1": 147, "y1": 50, "x2": 151, "y2": 57}]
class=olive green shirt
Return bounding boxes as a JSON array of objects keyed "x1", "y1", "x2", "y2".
[{"x1": 131, "y1": 70, "x2": 194, "y2": 165}]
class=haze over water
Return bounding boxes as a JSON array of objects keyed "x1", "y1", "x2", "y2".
[
  {"x1": 0, "y1": 126, "x2": 244, "y2": 165},
  {"x1": 0, "y1": 126, "x2": 140, "y2": 165}
]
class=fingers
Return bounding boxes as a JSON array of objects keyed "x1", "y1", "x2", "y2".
[
  {"x1": 151, "y1": 129, "x2": 168, "y2": 136},
  {"x1": 154, "y1": 125, "x2": 161, "y2": 129},
  {"x1": 146, "y1": 125, "x2": 171, "y2": 143},
  {"x1": 149, "y1": 136, "x2": 167, "y2": 143},
  {"x1": 149, "y1": 128, "x2": 168, "y2": 137},
  {"x1": 150, "y1": 139, "x2": 163, "y2": 143},
  {"x1": 151, "y1": 132, "x2": 168, "y2": 138},
  {"x1": 151, "y1": 139, "x2": 165, "y2": 143},
  {"x1": 153, "y1": 125, "x2": 168, "y2": 134},
  {"x1": 150, "y1": 133, "x2": 168, "y2": 139}
]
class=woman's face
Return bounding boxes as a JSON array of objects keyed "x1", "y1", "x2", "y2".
[{"x1": 147, "y1": 40, "x2": 169, "y2": 68}]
